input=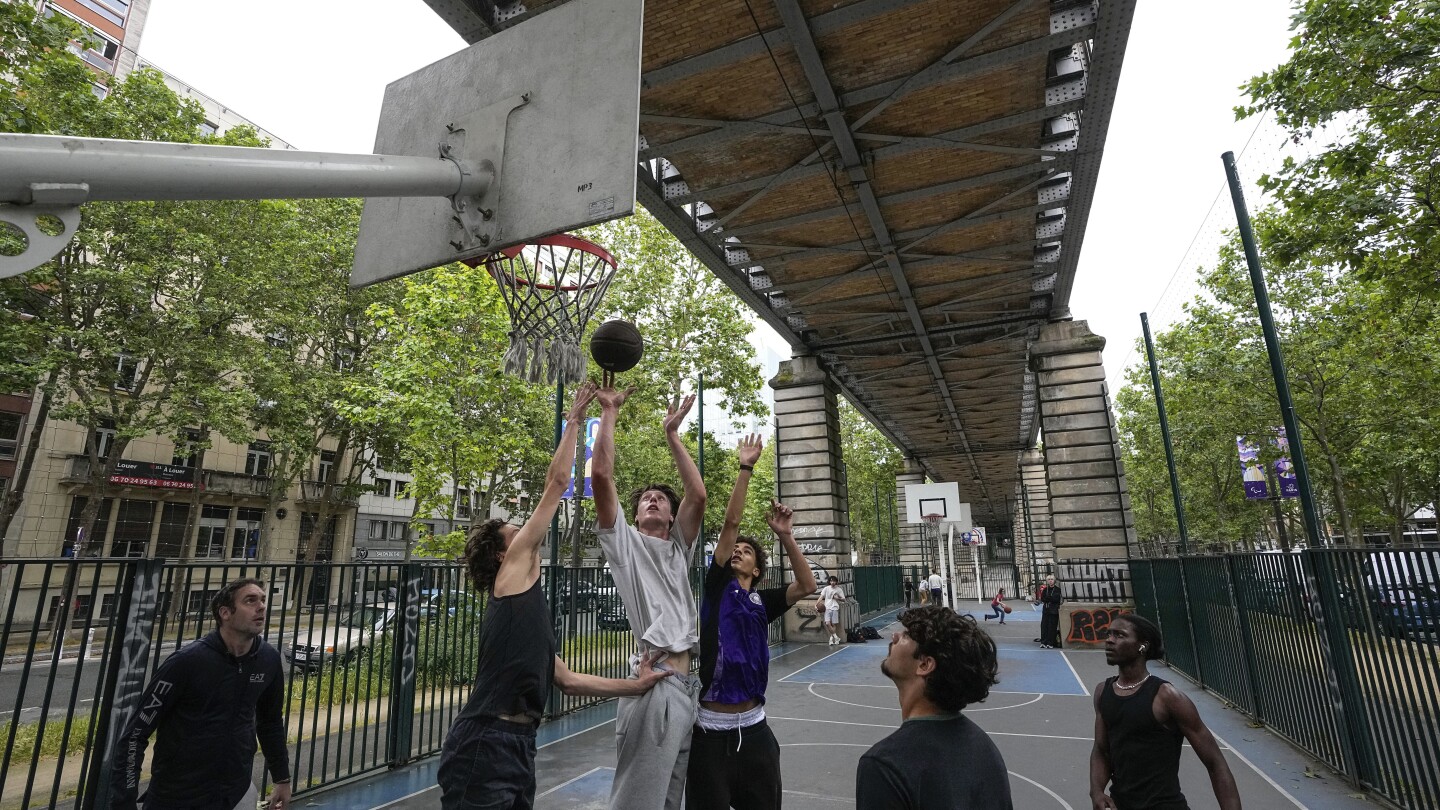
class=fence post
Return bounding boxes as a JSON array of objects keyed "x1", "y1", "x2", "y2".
[
  {"x1": 83, "y1": 558, "x2": 164, "y2": 810},
  {"x1": 1304, "y1": 550, "x2": 1377, "y2": 788},
  {"x1": 1224, "y1": 554, "x2": 1264, "y2": 722},
  {"x1": 1178, "y1": 557, "x2": 1206, "y2": 687},
  {"x1": 386, "y1": 563, "x2": 423, "y2": 768}
]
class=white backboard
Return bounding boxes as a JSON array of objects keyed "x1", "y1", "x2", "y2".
[
  {"x1": 903, "y1": 482, "x2": 970, "y2": 529},
  {"x1": 351, "y1": 0, "x2": 643, "y2": 287}
]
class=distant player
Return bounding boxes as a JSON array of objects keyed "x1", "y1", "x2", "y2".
[
  {"x1": 818, "y1": 576, "x2": 845, "y2": 646},
  {"x1": 1090, "y1": 613, "x2": 1241, "y2": 810}
]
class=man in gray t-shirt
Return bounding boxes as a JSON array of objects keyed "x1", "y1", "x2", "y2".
[{"x1": 593, "y1": 384, "x2": 707, "y2": 810}]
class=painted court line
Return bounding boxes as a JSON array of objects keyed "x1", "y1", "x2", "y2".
[
  {"x1": 802, "y1": 682, "x2": 1047, "y2": 713},
  {"x1": 777, "y1": 644, "x2": 854, "y2": 682},
  {"x1": 1058, "y1": 649, "x2": 1090, "y2": 694},
  {"x1": 537, "y1": 766, "x2": 610, "y2": 798},
  {"x1": 1209, "y1": 729, "x2": 1306, "y2": 809}
]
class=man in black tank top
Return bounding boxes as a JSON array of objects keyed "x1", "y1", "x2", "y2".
[
  {"x1": 438, "y1": 383, "x2": 671, "y2": 810},
  {"x1": 1089, "y1": 614, "x2": 1241, "y2": 810}
]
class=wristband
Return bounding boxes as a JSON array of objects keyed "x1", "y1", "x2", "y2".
[
  {"x1": 739, "y1": 464, "x2": 754, "y2": 471},
  {"x1": 273, "y1": 779, "x2": 291, "y2": 785}
]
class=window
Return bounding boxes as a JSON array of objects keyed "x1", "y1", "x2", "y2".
[
  {"x1": 395, "y1": 480, "x2": 411, "y2": 499},
  {"x1": 199, "y1": 121, "x2": 218, "y2": 137},
  {"x1": 374, "y1": 477, "x2": 392, "y2": 497},
  {"x1": 48, "y1": 595, "x2": 94, "y2": 626},
  {"x1": 389, "y1": 521, "x2": 408, "y2": 541},
  {"x1": 456, "y1": 488, "x2": 471, "y2": 519},
  {"x1": 196, "y1": 505, "x2": 230, "y2": 558},
  {"x1": 245, "y1": 442, "x2": 272, "y2": 477},
  {"x1": 109, "y1": 499, "x2": 154, "y2": 557},
  {"x1": 63, "y1": 497, "x2": 112, "y2": 556},
  {"x1": 75, "y1": 0, "x2": 131, "y2": 27},
  {"x1": 0, "y1": 412, "x2": 21, "y2": 460},
  {"x1": 155, "y1": 503, "x2": 190, "y2": 558},
  {"x1": 233, "y1": 507, "x2": 263, "y2": 559},
  {"x1": 113, "y1": 353, "x2": 138, "y2": 391},
  {"x1": 91, "y1": 82, "x2": 109, "y2": 99},
  {"x1": 91, "y1": 419, "x2": 116, "y2": 460},
  {"x1": 171, "y1": 429, "x2": 202, "y2": 468},
  {"x1": 369, "y1": 520, "x2": 386, "y2": 540},
  {"x1": 317, "y1": 450, "x2": 336, "y2": 482},
  {"x1": 419, "y1": 522, "x2": 437, "y2": 538}
]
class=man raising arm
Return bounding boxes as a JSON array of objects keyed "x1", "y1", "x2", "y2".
[{"x1": 593, "y1": 386, "x2": 707, "y2": 810}]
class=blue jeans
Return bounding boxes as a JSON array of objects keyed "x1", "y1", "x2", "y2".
[{"x1": 990, "y1": 604, "x2": 1005, "y2": 621}]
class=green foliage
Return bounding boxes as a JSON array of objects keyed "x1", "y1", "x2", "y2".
[
  {"x1": 1239, "y1": 0, "x2": 1440, "y2": 297},
  {"x1": 2, "y1": 715, "x2": 94, "y2": 763},
  {"x1": 841, "y1": 401, "x2": 904, "y2": 557}
]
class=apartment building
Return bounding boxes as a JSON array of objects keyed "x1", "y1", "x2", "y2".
[{"x1": 36, "y1": 0, "x2": 149, "y2": 81}]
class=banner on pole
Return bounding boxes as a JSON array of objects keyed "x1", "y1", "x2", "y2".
[
  {"x1": 1237, "y1": 436, "x2": 1268, "y2": 499},
  {"x1": 1272, "y1": 427, "x2": 1299, "y2": 498},
  {"x1": 562, "y1": 417, "x2": 601, "y2": 498}
]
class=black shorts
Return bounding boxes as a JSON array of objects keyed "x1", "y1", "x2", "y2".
[
  {"x1": 686, "y1": 719, "x2": 781, "y2": 810},
  {"x1": 438, "y1": 717, "x2": 538, "y2": 810}
]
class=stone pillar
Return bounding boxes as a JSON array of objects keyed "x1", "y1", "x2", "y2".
[
  {"x1": 894, "y1": 457, "x2": 927, "y2": 577},
  {"x1": 1029, "y1": 320, "x2": 1134, "y2": 647},
  {"x1": 770, "y1": 355, "x2": 851, "y2": 641},
  {"x1": 1020, "y1": 449, "x2": 1055, "y2": 587}
]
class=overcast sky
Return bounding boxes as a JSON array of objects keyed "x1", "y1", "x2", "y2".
[{"x1": 139, "y1": 0, "x2": 1299, "y2": 404}]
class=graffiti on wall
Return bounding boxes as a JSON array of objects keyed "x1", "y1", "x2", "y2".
[
  {"x1": 1067, "y1": 606, "x2": 1130, "y2": 643},
  {"x1": 1058, "y1": 559, "x2": 1132, "y2": 602}
]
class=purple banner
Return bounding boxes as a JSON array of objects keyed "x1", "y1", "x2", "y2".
[
  {"x1": 1273, "y1": 428, "x2": 1299, "y2": 498},
  {"x1": 1237, "y1": 436, "x2": 1268, "y2": 499},
  {"x1": 562, "y1": 417, "x2": 600, "y2": 499}
]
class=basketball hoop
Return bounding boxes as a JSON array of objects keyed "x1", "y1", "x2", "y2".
[
  {"x1": 922, "y1": 514, "x2": 943, "y2": 542},
  {"x1": 465, "y1": 233, "x2": 618, "y2": 384}
]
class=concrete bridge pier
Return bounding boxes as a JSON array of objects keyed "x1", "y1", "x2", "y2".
[
  {"x1": 770, "y1": 354, "x2": 854, "y2": 641},
  {"x1": 1028, "y1": 320, "x2": 1136, "y2": 647}
]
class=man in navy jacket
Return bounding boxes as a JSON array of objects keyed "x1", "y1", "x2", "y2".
[{"x1": 110, "y1": 577, "x2": 291, "y2": 810}]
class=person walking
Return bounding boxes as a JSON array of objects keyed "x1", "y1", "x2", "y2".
[
  {"x1": 903, "y1": 578, "x2": 913, "y2": 609},
  {"x1": 856, "y1": 606, "x2": 1011, "y2": 809},
  {"x1": 437, "y1": 383, "x2": 671, "y2": 810},
  {"x1": 593, "y1": 385, "x2": 708, "y2": 810},
  {"x1": 1090, "y1": 614, "x2": 1241, "y2": 810},
  {"x1": 687, "y1": 434, "x2": 816, "y2": 810},
  {"x1": 818, "y1": 576, "x2": 845, "y2": 646},
  {"x1": 927, "y1": 569, "x2": 944, "y2": 609},
  {"x1": 109, "y1": 577, "x2": 291, "y2": 810},
  {"x1": 1038, "y1": 574, "x2": 1063, "y2": 648},
  {"x1": 984, "y1": 588, "x2": 1008, "y2": 624}
]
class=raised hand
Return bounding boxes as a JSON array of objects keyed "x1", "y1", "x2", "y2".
[
  {"x1": 736, "y1": 433, "x2": 763, "y2": 468},
  {"x1": 663, "y1": 393, "x2": 696, "y2": 433},
  {"x1": 596, "y1": 384, "x2": 635, "y2": 412},
  {"x1": 766, "y1": 500, "x2": 794, "y2": 535},
  {"x1": 566, "y1": 381, "x2": 597, "y2": 422}
]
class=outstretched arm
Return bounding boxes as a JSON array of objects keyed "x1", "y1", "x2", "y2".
[
  {"x1": 713, "y1": 434, "x2": 762, "y2": 566},
  {"x1": 1161, "y1": 684, "x2": 1241, "y2": 810},
  {"x1": 772, "y1": 502, "x2": 816, "y2": 605},
  {"x1": 664, "y1": 394, "x2": 706, "y2": 544},
  {"x1": 493, "y1": 383, "x2": 596, "y2": 596},
  {"x1": 1089, "y1": 683, "x2": 1117, "y2": 810},
  {"x1": 592, "y1": 384, "x2": 634, "y2": 531},
  {"x1": 553, "y1": 653, "x2": 672, "y2": 697}
]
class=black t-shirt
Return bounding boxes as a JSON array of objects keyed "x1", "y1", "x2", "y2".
[
  {"x1": 455, "y1": 578, "x2": 555, "y2": 723},
  {"x1": 856, "y1": 713, "x2": 1013, "y2": 810},
  {"x1": 698, "y1": 560, "x2": 789, "y2": 703}
]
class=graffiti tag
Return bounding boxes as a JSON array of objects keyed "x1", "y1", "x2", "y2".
[{"x1": 1067, "y1": 607, "x2": 1130, "y2": 644}]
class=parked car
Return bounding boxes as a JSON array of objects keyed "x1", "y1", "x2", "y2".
[
  {"x1": 552, "y1": 579, "x2": 600, "y2": 614},
  {"x1": 1371, "y1": 584, "x2": 1440, "y2": 639},
  {"x1": 418, "y1": 589, "x2": 484, "y2": 622},
  {"x1": 596, "y1": 595, "x2": 629, "y2": 632},
  {"x1": 286, "y1": 603, "x2": 396, "y2": 671}
]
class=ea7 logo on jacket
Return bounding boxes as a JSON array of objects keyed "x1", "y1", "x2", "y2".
[{"x1": 250, "y1": 674, "x2": 266, "y2": 683}]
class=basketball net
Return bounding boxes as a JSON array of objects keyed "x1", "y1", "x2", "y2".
[
  {"x1": 922, "y1": 514, "x2": 943, "y2": 547},
  {"x1": 466, "y1": 234, "x2": 618, "y2": 385}
]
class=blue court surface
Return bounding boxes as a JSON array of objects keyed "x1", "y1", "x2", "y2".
[{"x1": 779, "y1": 639, "x2": 1089, "y2": 695}]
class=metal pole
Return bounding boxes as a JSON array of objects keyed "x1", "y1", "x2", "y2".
[
  {"x1": 1141, "y1": 313, "x2": 1190, "y2": 554},
  {"x1": 873, "y1": 483, "x2": 882, "y2": 563},
  {"x1": 697, "y1": 375, "x2": 704, "y2": 479},
  {"x1": 0, "y1": 134, "x2": 486, "y2": 203},
  {"x1": 1221, "y1": 152, "x2": 1323, "y2": 549}
]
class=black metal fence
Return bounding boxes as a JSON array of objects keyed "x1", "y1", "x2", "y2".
[
  {"x1": 1132, "y1": 548, "x2": 1440, "y2": 810},
  {"x1": 0, "y1": 559, "x2": 650, "y2": 808}
]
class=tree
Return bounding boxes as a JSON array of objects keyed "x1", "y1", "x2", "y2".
[
  {"x1": 1239, "y1": 0, "x2": 1440, "y2": 298},
  {"x1": 839, "y1": 401, "x2": 903, "y2": 560}
]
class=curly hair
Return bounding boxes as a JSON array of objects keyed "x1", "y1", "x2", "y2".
[
  {"x1": 899, "y1": 605, "x2": 998, "y2": 711},
  {"x1": 1111, "y1": 613, "x2": 1164, "y2": 660},
  {"x1": 734, "y1": 535, "x2": 768, "y2": 578},
  {"x1": 464, "y1": 518, "x2": 509, "y2": 592},
  {"x1": 628, "y1": 484, "x2": 681, "y2": 526}
]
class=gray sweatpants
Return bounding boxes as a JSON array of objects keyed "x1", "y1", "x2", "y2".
[{"x1": 609, "y1": 669, "x2": 701, "y2": 810}]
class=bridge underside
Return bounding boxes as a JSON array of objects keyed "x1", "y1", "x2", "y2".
[{"x1": 422, "y1": 0, "x2": 1136, "y2": 526}]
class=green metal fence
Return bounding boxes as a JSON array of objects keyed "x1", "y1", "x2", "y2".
[
  {"x1": 1133, "y1": 548, "x2": 1440, "y2": 810},
  {"x1": 852, "y1": 565, "x2": 903, "y2": 614}
]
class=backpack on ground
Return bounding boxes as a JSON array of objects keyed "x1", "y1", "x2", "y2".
[
  {"x1": 846, "y1": 628, "x2": 865, "y2": 643},
  {"x1": 860, "y1": 625, "x2": 882, "y2": 640}
]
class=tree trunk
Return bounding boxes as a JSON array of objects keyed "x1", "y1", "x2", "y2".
[{"x1": 0, "y1": 374, "x2": 56, "y2": 545}]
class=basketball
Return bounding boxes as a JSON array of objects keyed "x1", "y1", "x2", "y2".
[
  {"x1": 590, "y1": 319, "x2": 644, "y2": 373},
  {"x1": 1003, "y1": 605, "x2": 1012, "y2": 614}
]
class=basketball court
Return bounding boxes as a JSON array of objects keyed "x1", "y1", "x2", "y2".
[{"x1": 302, "y1": 606, "x2": 1371, "y2": 810}]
